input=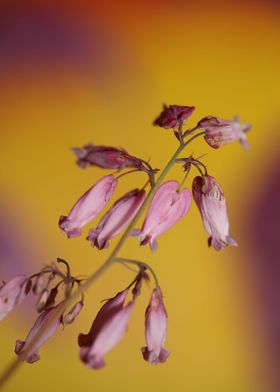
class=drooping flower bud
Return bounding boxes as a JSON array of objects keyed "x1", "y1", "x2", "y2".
[
  {"x1": 78, "y1": 289, "x2": 134, "y2": 369},
  {"x1": 45, "y1": 286, "x2": 59, "y2": 310},
  {"x1": 132, "y1": 270, "x2": 150, "y2": 299},
  {"x1": 33, "y1": 274, "x2": 46, "y2": 295},
  {"x1": 59, "y1": 174, "x2": 117, "y2": 238},
  {"x1": 141, "y1": 287, "x2": 169, "y2": 364},
  {"x1": 15, "y1": 303, "x2": 63, "y2": 363},
  {"x1": 133, "y1": 181, "x2": 191, "y2": 251},
  {"x1": 197, "y1": 116, "x2": 251, "y2": 150},
  {"x1": 71, "y1": 144, "x2": 144, "y2": 170},
  {"x1": 64, "y1": 300, "x2": 84, "y2": 324},
  {"x1": 192, "y1": 175, "x2": 237, "y2": 250},
  {"x1": 153, "y1": 105, "x2": 195, "y2": 129},
  {"x1": 36, "y1": 289, "x2": 50, "y2": 312},
  {"x1": 87, "y1": 189, "x2": 146, "y2": 249},
  {"x1": 0, "y1": 276, "x2": 31, "y2": 321}
]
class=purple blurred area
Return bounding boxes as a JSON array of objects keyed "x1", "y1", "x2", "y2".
[
  {"x1": 247, "y1": 155, "x2": 280, "y2": 389},
  {"x1": 0, "y1": 192, "x2": 38, "y2": 278},
  {"x1": 0, "y1": 3, "x2": 126, "y2": 80}
]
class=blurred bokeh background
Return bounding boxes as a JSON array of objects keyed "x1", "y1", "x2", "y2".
[{"x1": 0, "y1": 0, "x2": 280, "y2": 391}]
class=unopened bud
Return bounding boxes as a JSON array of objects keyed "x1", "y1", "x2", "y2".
[
  {"x1": 132, "y1": 270, "x2": 150, "y2": 299},
  {"x1": 36, "y1": 289, "x2": 49, "y2": 312},
  {"x1": 64, "y1": 301, "x2": 84, "y2": 324},
  {"x1": 24, "y1": 279, "x2": 32, "y2": 295},
  {"x1": 45, "y1": 286, "x2": 59, "y2": 309},
  {"x1": 33, "y1": 274, "x2": 45, "y2": 295}
]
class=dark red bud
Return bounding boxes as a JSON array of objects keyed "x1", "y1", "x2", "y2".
[
  {"x1": 71, "y1": 144, "x2": 144, "y2": 171},
  {"x1": 153, "y1": 105, "x2": 195, "y2": 129}
]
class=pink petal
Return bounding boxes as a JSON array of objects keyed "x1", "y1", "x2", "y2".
[
  {"x1": 139, "y1": 181, "x2": 191, "y2": 249},
  {"x1": 0, "y1": 275, "x2": 30, "y2": 321},
  {"x1": 88, "y1": 189, "x2": 146, "y2": 249},
  {"x1": 15, "y1": 303, "x2": 62, "y2": 363},
  {"x1": 59, "y1": 175, "x2": 117, "y2": 238}
]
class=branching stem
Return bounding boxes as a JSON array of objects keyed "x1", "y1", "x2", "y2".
[{"x1": 0, "y1": 131, "x2": 206, "y2": 389}]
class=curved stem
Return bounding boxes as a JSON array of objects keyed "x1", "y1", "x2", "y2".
[
  {"x1": 178, "y1": 169, "x2": 190, "y2": 192},
  {"x1": 115, "y1": 168, "x2": 142, "y2": 180},
  {"x1": 0, "y1": 131, "x2": 205, "y2": 390},
  {"x1": 193, "y1": 159, "x2": 208, "y2": 176},
  {"x1": 57, "y1": 258, "x2": 71, "y2": 277},
  {"x1": 115, "y1": 257, "x2": 159, "y2": 287},
  {"x1": 192, "y1": 162, "x2": 204, "y2": 176}
]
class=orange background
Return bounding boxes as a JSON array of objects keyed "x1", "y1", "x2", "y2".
[{"x1": 0, "y1": 1, "x2": 280, "y2": 391}]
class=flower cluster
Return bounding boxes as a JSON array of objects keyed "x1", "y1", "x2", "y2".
[
  {"x1": 0, "y1": 260, "x2": 83, "y2": 363},
  {"x1": 78, "y1": 270, "x2": 168, "y2": 368},
  {"x1": 0, "y1": 104, "x2": 251, "y2": 378}
]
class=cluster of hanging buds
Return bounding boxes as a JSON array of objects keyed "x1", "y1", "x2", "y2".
[
  {"x1": 0, "y1": 259, "x2": 84, "y2": 363},
  {"x1": 0, "y1": 104, "x2": 251, "y2": 381}
]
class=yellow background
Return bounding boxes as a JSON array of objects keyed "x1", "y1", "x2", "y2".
[{"x1": 0, "y1": 1, "x2": 280, "y2": 391}]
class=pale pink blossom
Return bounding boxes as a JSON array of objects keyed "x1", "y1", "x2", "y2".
[
  {"x1": 142, "y1": 287, "x2": 169, "y2": 364},
  {"x1": 197, "y1": 116, "x2": 251, "y2": 150},
  {"x1": 78, "y1": 289, "x2": 133, "y2": 369},
  {"x1": 87, "y1": 189, "x2": 146, "y2": 249},
  {"x1": 133, "y1": 181, "x2": 191, "y2": 251},
  {"x1": 153, "y1": 105, "x2": 195, "y2": 129},
  {"x1": 59, "y1": 174, "x2": 117, "y2": 238},
  {"x1": 15, "y1": 303, "x2": 63, "y2": 363},
  {"x1": 192, "y1": 175, "x2": 237, "y2": 250},
  {"x1": 0, "y1": 275, "x2": 31, "y2": 321}
]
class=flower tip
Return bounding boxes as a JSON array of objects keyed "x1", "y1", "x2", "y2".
[
  {"x1": 88, "y1": 357, "x2": 106, "y2": 370},
  {"x1": 240, "y1": 137, "x2": 250, "y2": 151},
  {"x1": 150, "y1": 239, "x2": 158, "y2": 252},
  {"x1": 15, "y1": 339, "x2": 24, "y2": 355},
  {"x1": 15, "y1": 340, "x2": 40, "y2": 364},
  {"x1": 87, "y1": 229, "x2": 109, "y2": 250},
  {"x1": 208, "y1": 234, "x2": 238, "y2": 251},
  {"x1": 141, "y1": 346, "x2": 170, "y2": 364},
  {"x1": 227, "y1": 235, "x2": 238, "y2": 247},
  {"x1": 208, "y1": 237, "x2": 223, "y2": 251},
  {"x1": 80, "y1": 347, "x2": 106, "y2": 369},
  {"x1": 71, "y1": 147, "x2": 86, "y2": 158},
  {"x1": 58, "y1": 216, "x2": 82, "y2": 238}
]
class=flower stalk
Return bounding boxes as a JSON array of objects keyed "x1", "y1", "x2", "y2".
[
  {"x1": 0, "y1": 130, "x2": 206, "y2": 389},
  {"x1": 0, "y1": 103, "x2": 251, "y2": 386}
]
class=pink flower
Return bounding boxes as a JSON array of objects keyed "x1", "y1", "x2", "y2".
[
  {"x1": 153, "y1": 105, "x2": 195, "y2": 129},
  {"x1": 0, "y1": 275, "x2": 31, "y2": 321},
  {"x1": 15, "y1": 303, "x2": 63, "y2": 363},
  {"x1": 71, "y1": 144, "x2": 144, "y2": 170},
  {"x1": 133, "y1": 181, "x2": 191, "y2": 251},
  {"x1": 142, "y1": 287, "x2": 169, "y2": 364},
  {"x1": 78, "y1": 289, "x2": 134, "y2": 369},
  {"x1": 192, "y1": 175, "x2": 237, "y2": 250},
  {"x1": 59, "y1": 174, "x2": 117, "y2": 238},
  {"x1": 197, "y1": 116, "x2": 251, "y2": 150},
  {"x1": 87, "y1": 189, "x2": 146, "y2": 249}
]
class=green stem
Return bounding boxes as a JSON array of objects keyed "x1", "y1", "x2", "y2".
[
  {"x1": 178, "y1": 169, "x2": 190, "y2": 192},
  {"x1": 115, "y1": 257, "x2": 159, "y2": 287},
  {"x1": 192, "y1": 162, "x2": 204, "y2": 176},
  {"x1": 0, "y1": 131, "x2": 205, "y2": 390}
]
